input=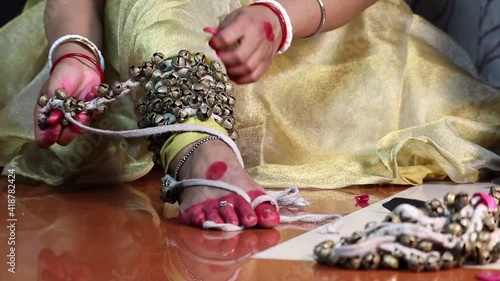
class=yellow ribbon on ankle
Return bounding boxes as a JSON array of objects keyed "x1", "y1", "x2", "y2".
[{"x1": 160, "y1": 116, "x2": 228, "y2": 172}]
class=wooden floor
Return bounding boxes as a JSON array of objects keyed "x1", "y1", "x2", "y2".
[{"x1": 0, "y1": 169, "x2": 497, "y2": 280}]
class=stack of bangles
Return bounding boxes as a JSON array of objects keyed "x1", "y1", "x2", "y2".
[
  {"x1": 48, "y1": 35, "x2": 106, "y2": 83},
  {"x1": 251, "y1": 0, "x2": 326, "y2": 54}
]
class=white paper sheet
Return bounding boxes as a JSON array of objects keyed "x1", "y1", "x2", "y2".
[{"x1": 253, "y1": 182, "x2": 500, "y2": 270}]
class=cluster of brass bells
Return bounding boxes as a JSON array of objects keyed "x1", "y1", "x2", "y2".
[
  {"x1": 37, "y1": 80, "x2": 129, "y2": 130},
  {"x1": 37, "y1": 88, "x2": 106, "y2": 129},
  {"x1": 130, "y1": 50, "x2": 238, "y2": 166},
  {"x1": 314, "y1": 192, "x2": 500, "y2": 271}
]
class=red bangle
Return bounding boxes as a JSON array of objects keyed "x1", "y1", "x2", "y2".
[
  {"x1": 250, "y1": 2, "x2": 287, "y2": 52},
  {"x1": 50, "y1": 52, "x2": 105, "y2": 83}
]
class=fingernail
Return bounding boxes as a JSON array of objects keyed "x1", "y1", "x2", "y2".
[
  {"x1": 208, "y1": 39, "x2": 217, "y2": 49},
  {"x1": 47, "y1": 110, "x2": 63, "y2": 126},
  {"x1": 203, "y1": 27, "x2": 219, "y2": 35}
]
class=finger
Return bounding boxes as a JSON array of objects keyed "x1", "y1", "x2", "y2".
[
  {"x1": 35, "y1": 83, "x2": 59, "y2": 148},
  {"x1": 209, "y1": 17, "x2": 248, "y2": 51},
  {"x1": 84, "y1": 88, "x2": 99, "y2": 102},
  {"x1": 71, "y1": 111, "x2": 92, "y2": 134},
  {"x1": 47, "y1": 110, "x2": 64, "y2": 126},
  {"x1": 203, "y1": 27, "x2": 219, "y2": 35},
  {"x1": 232, "y1": 61, "x2": 271, "y2": 84},
  {"x1": 35, "y1": 123, "x2": 62, "y2": 148},
  {"x1": 57, "y1": 112, "x2": 91, "y2": 146},
  {"x1": 56, "y1": 84, "x2": 99, "y2": 145},
  {"x1": 217, "y1": 31, "x2": 264, "y2": 68},
  {"x1": 225, "y1": 42, "x2": 268, "y2": 78}
]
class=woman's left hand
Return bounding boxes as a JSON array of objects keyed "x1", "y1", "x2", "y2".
[{"x1": 207, "y1": 5, "x2": 283, "y2": 84}]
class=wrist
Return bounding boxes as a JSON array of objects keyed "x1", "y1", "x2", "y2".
[
  {"x1": 251, "y1": 1, "x2": 293, "y2": 54},
  {"x1": 250, "y1": 6, "x2": 284, "y2": 52},
  {"x1": 52, "y1": 43, "x2": 99, "y2": 72}
]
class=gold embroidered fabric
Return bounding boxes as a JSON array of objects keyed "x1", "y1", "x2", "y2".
[{"x1": 0, "y1": 0, "x2": 498, "y2": 187}]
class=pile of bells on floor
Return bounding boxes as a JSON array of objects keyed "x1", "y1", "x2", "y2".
[{"x1": 314, "y1": 186, "x2": 500, "y2": 271}]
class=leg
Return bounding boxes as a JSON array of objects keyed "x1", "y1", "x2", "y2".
[{"x1": 129, "y1": 50, "x2": 280, "y2": 229}]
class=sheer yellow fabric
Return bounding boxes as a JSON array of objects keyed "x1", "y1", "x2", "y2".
[{"x1": 0, "y1": 0, "x2": 498, "y2": 188}]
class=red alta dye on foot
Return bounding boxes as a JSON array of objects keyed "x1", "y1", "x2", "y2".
[{"x1": 205, "y1": 161, "x2": 228, "y2": 180}]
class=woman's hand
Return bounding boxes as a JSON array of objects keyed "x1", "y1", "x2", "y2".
[
  {"x1": 207, "y1": 5, "x2": 283, "y2": 84},
  {"x1": 34, "y1": 52, "x2": 101, "y2": 148}
]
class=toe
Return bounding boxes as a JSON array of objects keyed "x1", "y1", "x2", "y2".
[
  {"x1": 219, "y1": 202, "x2": 239, "y2": 225},
  {"x1": 179, "y1": 206, "x2": 206, "y2": 227},
  {"x1": 205, "y1": 207, "x2": 224, "y2": 224},
  {"x1": 254, "y1": 203, "x2": 280, "y2": 228},
  {"x1": 234, "y1": 197, "x2": 258, "y2": 228}
]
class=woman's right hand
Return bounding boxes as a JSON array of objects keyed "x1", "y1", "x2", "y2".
[{"x1": 34, "y1": 51, "x2": 102, "y2": 148}]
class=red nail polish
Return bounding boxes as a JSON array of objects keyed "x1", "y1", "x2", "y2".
[
  {"x1": 204, "y1": 27, "x2": 219, "y2": 35},
  {"x1": 262, "y1": 209, "x2": 272, "y2": 219},
  {"x1": 354, "y1": 194, "x2": 370, "y2": 203},
  {"x1": 208, "y1": 39, "x2": 216, "y2": 49},
  {"x1": 47, "y1": 110, "x2": 63, "y2": 126}
]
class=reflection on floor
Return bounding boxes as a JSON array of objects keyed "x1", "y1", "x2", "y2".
[{"x1": 0, "y1": 169, "x2": 497, "y2": 281}]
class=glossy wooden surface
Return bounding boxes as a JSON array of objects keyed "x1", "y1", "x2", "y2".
[{"x1": 0, "y1": 169, "x2": 497, "y2": 281}]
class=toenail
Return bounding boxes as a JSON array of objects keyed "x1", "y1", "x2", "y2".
[
  {"x1": 262, "y1": 209, "x2": 273, "y2": 219},
  {"x1": 246, "y1": 214, "x2": 256, "y2": 221}
]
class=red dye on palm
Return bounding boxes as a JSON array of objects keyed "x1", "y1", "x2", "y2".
[
  {"x1": 263, "y1": 21, "x2": 275, "y2": 42},
  {"x1": 205, "y1": 161, "x2": 227, "y2": 180}
]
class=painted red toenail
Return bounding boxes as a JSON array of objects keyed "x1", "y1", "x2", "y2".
[
  {"x1": 205, "y1": 161, "x2": 227, "y2": 180},
  {"x1": 262, "y1": 209, "x2": 273, "y2": 219}
]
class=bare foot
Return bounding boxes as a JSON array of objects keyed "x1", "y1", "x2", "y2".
[{"x1": 170, "y1": 138, "x2": 280, "y2": 229}]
